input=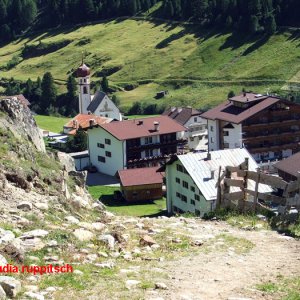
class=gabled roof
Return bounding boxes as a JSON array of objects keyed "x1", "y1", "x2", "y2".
[
  {"x1": 118, "y1": 167, "x2": 164, "y2": 187},
  {"x1": 97, "y1": 115, "x2": 186, "y2": 140},
  {"x1": 162, "y1": 107, "x2": 202, "y2": 125},
  {"x1": 201, "y1": 94, "x2": 281, "y2": 124},
  {"x1": 174, "y1": 148, "x2": 272, "y2": 201},
  {"x1": 274, "y1": 152, "x2": 300, "y2": 178},
  {"x1": 65, "y1": 113, "x2": 112, "y2": 135},
  {"x1": 87, "y1": 91, "x2": 108, "y2": 113}
]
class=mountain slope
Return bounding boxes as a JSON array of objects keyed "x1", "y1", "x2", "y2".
[{"x1": 0, "y1": 19, "x2": 299, "y2": 109}]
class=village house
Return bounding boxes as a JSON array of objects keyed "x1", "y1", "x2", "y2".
[
  {"x1": 63, "y1": 113, "x2": 113, "y2": 135},
  {"x1": 76, "y1": 62, "x2": 122, "y2": 120},
  {"x1": 274, "y1": 152, "x2": 300, "y2": 182},
  {"x1": 87, "y1": 115, "x2": 186, "y2": 176},
  {"x1": 162, "y1": 148, "x2": 272, "y2": 217},
  {"x1": 118, "y1": 167, "x2": 164, "y2": 202},
  {"x1": 201, "y1": 92, "x2": 300, "y2": 162},
  {"x1": 163, "y1": 107, "x2": 208, "y2": 151}
]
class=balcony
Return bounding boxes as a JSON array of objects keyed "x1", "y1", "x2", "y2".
[
  {"x1": 243, "y1": 129, "x2": 300, "y2": 141},
  {"x1": 127, "y1": 139, "x2": 186, "y2": 151},
  {"x1": 243, "y1": 117, "x2": 300, "y2": 129},
  {"x1": 246, "y1": 142, "x2": 300, "y2": 153}
]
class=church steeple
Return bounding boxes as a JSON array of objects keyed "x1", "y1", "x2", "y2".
[{"x1": 76, "y1": 60, "x2": 91, "y2": 114}]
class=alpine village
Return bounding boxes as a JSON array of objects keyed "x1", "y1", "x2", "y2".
[{"x1": 0, "y1": 1, "x2": 300, "y2": 299}]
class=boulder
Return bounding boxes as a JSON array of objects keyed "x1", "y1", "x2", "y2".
[
  {"x1": 91, "y1": 222, "x2": 106, "y2": 232},
  {"x1": 3, "y1": 239, "x2": 25, "y2": 263},
  {"x1": 20, "y1": 238, "x2": 45, "y2": 252},
  {"x1": 0, "y1": 286, "x2": 5, "y2": 300},
  {"x1": 125, "y1": 280, "x2": 141, "y2": 290},
  {"x1": 99, "y1": 235, "x2": 115, "y2": 250},
  {"x1": 34, "y1": 203, "x2": 49, "y2": 211},
  {"x1": 140, "y1": 235, "x2": 157, "y2": 246},
  {"x1": 73, "y1": 229, "x2": 94, "y2": 242},
  {"x1": 17, "y1": 201, "x2": 32, "y2": 211},
  {"x1": 155, "y1": 282, "x2": 168, "y2": 290},
  {"x1": 0, "y1": 229, "x2": 15, "y2": 245},
  {"x1": 23, "y1": 291, "x2": 44, "y2": 300},
  {"x1": 65, "y1": 216, "x2": 80, "y2": 225},
  {"x1": 0, "y1": 276, "x2": 21, "y2": 298}
]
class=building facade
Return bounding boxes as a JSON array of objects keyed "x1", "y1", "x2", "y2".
[
  {"x1": 87, "y1": 116, "x2": 186, "y2": 176},
  {"x1": 163, "y1": 107, "x2": 208, "y2": 151},
  {"x1": 201, "y1": 93, "x2": 300, "y2": 162}
]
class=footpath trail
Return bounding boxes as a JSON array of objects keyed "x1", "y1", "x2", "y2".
[{"x1": 156, "y1": 221, "x2": 300, "y2": 300}]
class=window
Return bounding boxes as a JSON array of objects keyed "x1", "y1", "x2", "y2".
[
  {"x1": 83, "y1": 87, "x2": 88, "y2": 94},
  {"x1": 211, "y1": 137, "x2": 214, "y2": 143},
  {"x1": 98, "y1": 156, "x2": 106, "y2": 163},
  {"x1": 181, "y1": 195, "x2": 187, "y2": 203},
  {"x1": 97, "y1": 143, "x2": 104, "y2": 148},
  {"x1": 191, "y1": 200, "x2": 195, "y2": 205},
  {"x1": 194, "y1": 117, "x2": 197, "y2": 122},
  {"x1": 210, "y1": 126, "x2": 214, "y2": 132},
  {"x1": 105, "y1": 114, "x2": 108, "y2": 117},
  {"x1": 176, "y1": 192, "x2": 181, "y2": 198},
  {"x1": 190, "y1": 186, "x2": 195, "y2": 192},
  {"x1": 145, "y1": 149, "x2": 153, "y2": 157},
  {"x1": 145, "y1": 137, "x2": 153, "y2": 144},
  {"x1": 190, "y1": 137, "x2": 194, "y2": 142},
  {"x1": 195, "y1": 194, "x2": 200, "y2": 201},
  {"x1": 223, "y1": 131, "x2": 229, "y2": 136},
  {"x1": 105, "y1": 151, "x2": 111, "y2": 157},
  {"x1": 176, "y1": 177, "x2": 180, "y2": 184},
  {"x1": 105, "y1": 138, "x2": 111, "y2": 145},
  {"x1": 176, "y1": 164, "x2": 183, "y2": 172},
  {"x1": 182, "y1": 181, "x2": 188, "y2": 189},
  {"x1": 224, "y1": 143, "x2": 229, "y2": 148}
]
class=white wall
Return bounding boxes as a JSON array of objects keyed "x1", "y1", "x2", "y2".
[
  {"x1": 166, "y1": 161, "x2": 214, "y2": 217},
  {"x1": 74, "y1": 157, "x2": 89, "y2": 171},
  {"x1": 207, "y1": 119, "x2": 219, "y2": 151},
  {"x1": 223, "y1": 123, "x2": 243, "y2": 149},
  {"x1": 93, "y1": 96, "x2": 122, "y2": 121},
  {"x1": 78, "y1": 76, "x2": 92, "y2": 114},
  {"x1": 88, "y1": 127, "x2": 125, "y2": 176},
  {"x1": 185, "y1": 116, "x2": 208, "y2": 151}
]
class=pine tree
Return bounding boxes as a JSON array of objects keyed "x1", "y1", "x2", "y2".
[
  {"x1": 41, "y1": 72, "x2": 57, "y2": 114},
  {"x1": 24, "y1": 78, "x2": 33, "y2": 99},
  {"x1": 249, "y1": 15, "x2": 259, "y2": 33},
  {"x1": 265, "y1": 14, "x2": 276, "y2": 34},
  {"x1": 22, "y1": 0, "x2": 37, "y2": 28},
  {"x1": 66, "y1": 75, "x2": 78, "y2": 116},
  {"x1": 0, "y1": 0, "x2": 7, "y2": 23},
  {"x1": 101, "y1": 76, "x2": 109, "y2": 92}
]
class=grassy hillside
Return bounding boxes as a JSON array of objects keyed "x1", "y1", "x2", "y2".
[
  {"x1": 0, "y1": 19, "x2": 299, "y2": 110},
  {"x1": 34, "y1": 115, "x2": 71, "y2": 133}
]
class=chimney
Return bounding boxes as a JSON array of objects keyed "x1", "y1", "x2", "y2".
[
  {"x1": 88, "y1": 111, "x2": 91, "y2": 115},
  {"x1": 154, "y1": 121, "x2": 160, "y2": 131},
  {"x1": 207, "y1": 152, "x2": 211, "y2": 160},
  {"x1": 243, "y1": 92, "x2": 246, "y2": 97},
  {"x1": 137, "y1": 120, "x2": 143, "y2": 125},
  {"x1": 210, "y1": 169, "x2": 215, "y2": 179},
  {"x1": 89, "y1": 119, "x2": 96, "y2": 127}
]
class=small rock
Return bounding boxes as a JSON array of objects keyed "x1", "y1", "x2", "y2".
[
  {"x1": 98, "y1": 251, "x2": 108, "y2": 258},
  {"x1": 140, "y1": 235, "x2": 157, "y2": 246},
  {"x1": 17, "y1": 201, "x2": 32, "y2": 211},
  {"x1": 99, "y1": 234, "x2": 115, "y2": 250},
  {"x1": 47, "y1": 240, "x2": 58, "y2": 247},
  {"x1": 155, "y1": 282, "x2": 168, "y2": 290},
  {"x1": 73, "y1": 270, "x2": 83, "y2": 275},
  {"x1": 125, "y1": 280, "x2": 141, "y2": 290},
  {"x1": 73, "y1": 229, "x2": 94, "y2": 242},
  {"x1": 192, "y1": 240, "x2": 204, "y2": 246},
  {"x1": 0, "y1": 276, "x2": 21, "y2": 298},
  {"x1": 86, "y1": 254, "x2": 98, "y2": 262},
  {"x1": 44, "y1": 287, "x2": 56, "y2": 293},
  {"x1": 20, "y1": 238, "x2": 45, "y2": 252},
  {"x1": 92, "y1": 222, "x2": 106, "y2": 232},
  {"x1": 65, "y1": 216, "x2": 80, "y2": 224},
  {"x1": 94, "y1": 261, "x2": 115, "y2": 269},
  {"x1": 24, "y1": 291, "x2": 44, "y2": 300},
  {"x1": 0, "y1": 229, "x2": 15, "y2": 245},
  {"x1": 34, "y1": 203, "x2": 49, "y2": 211},
  {"x1": 0, "y1": 255, "x2": 7, "y2": 267},
  {"x1": 20, "y1": 230, "x2": 49, "y2": 240},
  {"x1": 24, "y1": 285, "x2": 39, "y2": 292},
  {"x1": 27, "y1": 276, "x2": 39, "y2": 283}
]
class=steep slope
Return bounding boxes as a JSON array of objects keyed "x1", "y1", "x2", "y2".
[{"x1": 0, "y1": 19, "x2": 299, "y2": 109}]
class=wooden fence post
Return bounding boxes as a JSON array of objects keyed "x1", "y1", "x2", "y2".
[
  {"x1": 216, "y1": 166, "x2": 222, "y2": 209},
  {"x1": 253, "y1": 167, "x2": 261, "y2": 213},
  {"x1": 242, "y1": 158, "x2": 249, "y2": 212}
]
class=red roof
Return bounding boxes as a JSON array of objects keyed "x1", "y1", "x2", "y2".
[
  {"x1": 201, "y1": 96, "x2": 280, "y2": 124},
  {"x1": 118, "y1": 167, "x2": 164, "y2": 187},
  {"x1": 65, "y1": 114, "x2": 112, "y2": 135},
  {"x1": 99, "y1": 115, "x2": 186, "y2": 140},
  {"x1": 76, "y1": 63, "x2": 90, "y2": 77}
]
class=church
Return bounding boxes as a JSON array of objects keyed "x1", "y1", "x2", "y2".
[{"x1": 76, "y1": 62, "x2": 122, "y2": 121}]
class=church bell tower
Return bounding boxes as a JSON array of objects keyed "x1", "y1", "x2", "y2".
[{"x1": 76, "y1": 60, "x2": 92, "y2": 114}]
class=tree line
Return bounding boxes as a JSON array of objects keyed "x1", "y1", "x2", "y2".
[{"x1": 1, "y1": 0, "x2": 299, "y2": 42}]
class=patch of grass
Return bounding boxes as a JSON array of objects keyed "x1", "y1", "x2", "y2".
[
  {"x1": 88, "y1": 185, "x2": 166, "y2": 217},
  {"x1": 256, "y1": 276, "x2": 300, "y2": 300},
  {"x1": 34, "y1": 115, "x2": 71, "y2": 133},
  {"x1": 206, "y1": 234, "x2": 255, "y2": 254}
]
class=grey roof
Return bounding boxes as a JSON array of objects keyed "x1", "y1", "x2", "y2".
[
  {"x1": 176, "y1": 148, "x2": 273, "y2": 201},
  {"x1": 87, "y1": 91, "x2": 107, "y2": 113},
  {"x1": 163, "y1": 107, "x2": 202, "y2": 125}
]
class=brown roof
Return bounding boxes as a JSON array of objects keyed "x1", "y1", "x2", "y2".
[
  {"x1": 99, "y1": 115, "x2": 186, "y2": 140},
  {"x1": 201, "y1": 96, "x2": 280, "y2": 124},
  {"x1": 162, "y1": 107, "x2": 202, "y2": 125},
  {"x1": 65, "y1": 114, "x2": 112, "y2": 135},
  {"x1": 118, "y1": 167, "x2": 164, "y2": 187},
  {"x1": 229, "y1": 92, "x2": 267, "y2": 103},
  {"x1": 274, "y1": 152, "x2": 300, "y2": 178},
  {"x1": 76, "y1": 63, "x2": 90, "y2": 78}
]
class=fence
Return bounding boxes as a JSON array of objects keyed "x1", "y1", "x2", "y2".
[{"x1": 216, "y1": 158, "x2": 300, "y2": 213}]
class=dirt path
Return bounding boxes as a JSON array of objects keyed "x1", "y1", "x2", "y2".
[{"x1": 157, "y1": 222, "x2": 300, "y2": 300}]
